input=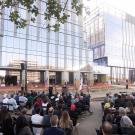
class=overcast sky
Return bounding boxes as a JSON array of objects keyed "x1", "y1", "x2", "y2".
[{"x1": 83, "y1": 0, "x2": 135, "y2": 16}]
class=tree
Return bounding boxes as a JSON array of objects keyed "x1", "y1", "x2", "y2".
[{"x1": 0, "y1": 0, "x2": 83, "y2": 31}]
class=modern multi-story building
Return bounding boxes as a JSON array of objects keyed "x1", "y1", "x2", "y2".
[
  {"x1": 6, "y1": 60, "x2": 40, "y2": 83},
  {"x1": 84, "y1": 3, "x2": 135, "y2": 83},
  {"x1": 0, "y1": 0, "x2": 93, "y2": 86}
]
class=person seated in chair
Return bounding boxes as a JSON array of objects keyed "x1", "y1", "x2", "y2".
[
  {"x1": 31, "y1": 107, "x2": 44, "y2": 135},
  {"x1": 102, "y1": 122, "x2": 112, "y2": 135},
  {"x1": 120, "y1": 108, "x2": 133, "y2": 128},
  {"x1": 8, "y1": 94, "x2": 18, "y2": 110},
  {"x1": 43, "y1": 115, "x2": 65, "y2": 135},
  {"x1": 43, "y1": 107, "x2": 54, "y2": 126}
]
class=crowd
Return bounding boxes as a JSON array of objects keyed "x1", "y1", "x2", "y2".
[
  {"x1": 0, "y1": 86, "x2": 91, "y2": 135},
  {"x1": 97, "y1": 92, "x2": 135, "y2": 135}
]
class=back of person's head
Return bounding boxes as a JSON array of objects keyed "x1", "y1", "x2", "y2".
[
  {"x1": 61, "y1": 111, "x2": 70, "y2": 122},
  {"x1": 35, "y1": 107, "x2": 41, "y2": 114},
  {"x1": 51, "y1": 115, "x2": 58, "y2": 127},
  {"x1": 127, "y1": 101, "x2": 133, "y2": 108},
  {"x1": 119, "y1": 108, "x2": 126, "y2": 116},
  {"x1": 16, "y1": 116, "x2": 28, "y2": 134},
  {"x1": 105, "y1": 113, "x2": 113, "y2": 124},
  {"x1": 0, "y1": 107, "x2": 10, "y2": 121},
  {"x1": 3, "y1": 94, "x2": 8, "y2": 99},
  {"x1": 110, "y1": 102, "x2": 114, "y2": 108},
  {"x1": 114, "y1": 93, "x2": 118, "y2": 97},
  {"x1": 48, "y1": 107, "x2": 54, "y2": 115},
  {"x1": 21, "y1": 108, "x2": 28, "y2": 115},
  {"x1": 118, "y1": 95, "x2": 121, "y2": 99},
  {"x1": 102, "y1": 122, "x2": 112, "y2": 135},
  {"x1": 10, "y1": 94, "x2": 14, "y2": 98},
  {"x1": 70, "y1": 103, "x2": 76, "y2": 111}
]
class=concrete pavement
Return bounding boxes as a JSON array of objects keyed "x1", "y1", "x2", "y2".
[{"x1": 74, "y1": 101, "x2": 102, "y2": 135}]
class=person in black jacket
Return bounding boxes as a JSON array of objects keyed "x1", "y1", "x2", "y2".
[
  {"x1": 15, "y1": 115, "x2": 32, "y2": 135},
  {"x1": 43, "y1": 115, "x2": 65, "y2": 135},
  {"x1": 49, "y1": 86, "x2": 53, "y2": 98}
]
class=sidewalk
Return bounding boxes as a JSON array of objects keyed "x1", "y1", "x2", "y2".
[{"x1": 90, "y1": 87, "x2": 135, "y2": 99}]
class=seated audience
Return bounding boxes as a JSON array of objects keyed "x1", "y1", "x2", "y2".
[{"x1": 0, "y1": 89, "x2": 93, "y2": 135}]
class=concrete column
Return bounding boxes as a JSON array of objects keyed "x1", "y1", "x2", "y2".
[
  {"x1": 44, "y1": 71, "x2": 49, "y2": 86},
  {"x1": 74, "y1": 71, "x2": 80, "y2": 81},
  {"x1": 74, "y1": 71, "x2": 80, "y2": 91},
  {"x1": 0, "y1": 9, "x2": 4, "y2": 66},
  {"x1": 87, "y1": 72, "x2": 94, "y2": 85},
  {"x1": 40, "y1": 71, "x2": 44, "y2": 84},
  {"x1": 20, "y1": 71, "x2": 22, "y2": 85},
  {"x1": 62, "y1": 71, "x2": 69, "y2": 84}
]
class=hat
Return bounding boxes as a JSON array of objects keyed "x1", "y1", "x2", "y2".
[{"x1": 104, "y1": 103, "x2": 110, "y2": 109}]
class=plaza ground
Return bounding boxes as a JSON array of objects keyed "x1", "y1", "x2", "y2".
[{"x1": 75, "y1": 101, "x2": 102, "y2": 135}]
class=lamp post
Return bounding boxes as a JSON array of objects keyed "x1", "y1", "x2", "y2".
[{"x1": 20, "y1": 62, "x2": 27, "y2": 93}]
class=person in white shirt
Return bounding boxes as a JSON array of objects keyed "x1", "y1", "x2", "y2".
[
  {"x1": 2, "y1": 94, "x2": 9, "y2": 104},
  {"x1": 8, "y1": 94, "x2": 18, "y2": 110},
  {"x1": 120, "y1": 108, "x2": 133, "y2": 128},
  {"x1": 19, "y1": 94, "x2": 28, "y2": 106},
  {"x1": 2, "y1": 94, "x2": 9, "y2": 109},
  {"x1": 31, "y1": 107, "x2": 43, "y2": 135}
]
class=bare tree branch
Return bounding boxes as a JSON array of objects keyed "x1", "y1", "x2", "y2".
[{"x1": 63, "y1": 0, "x2": 68, "y2": 11}]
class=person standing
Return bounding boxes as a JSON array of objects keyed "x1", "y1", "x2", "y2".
[
  {"x1": 49, "y1": 85, "x2": 53, "y2": 97},
  {"x1": 126, "y1": 80, "x2": 128, "y2": 89}
]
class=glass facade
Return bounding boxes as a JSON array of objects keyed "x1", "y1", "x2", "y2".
[
  {"x1": 0, "y1": 0, "x2": 91, "y2": 73},
  {"x1": 0, "y1": 0, "x2": 94, "y2": 84},
  {"x1": 84, "y1": 4, "x2": 135, "y2": 83}
]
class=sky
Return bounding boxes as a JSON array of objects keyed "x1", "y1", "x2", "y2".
[{"x1": 83, "y1": 0, "x2": 135, "y2": 16}]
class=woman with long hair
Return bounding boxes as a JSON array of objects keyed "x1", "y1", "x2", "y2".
[
  {"x1": 59, "y1": 111, "x2": 73, "y2": 135},
  {"x1": 16, "y1": 116, "x2": 32, "y2": 135}
]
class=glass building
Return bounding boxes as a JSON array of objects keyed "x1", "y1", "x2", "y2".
[
  {"x1": 0, "y1": 0, "x2": 92, "y2": 85},
  {"x1": 84, "y1": 3, "x2": 135, "y2": 83}
]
